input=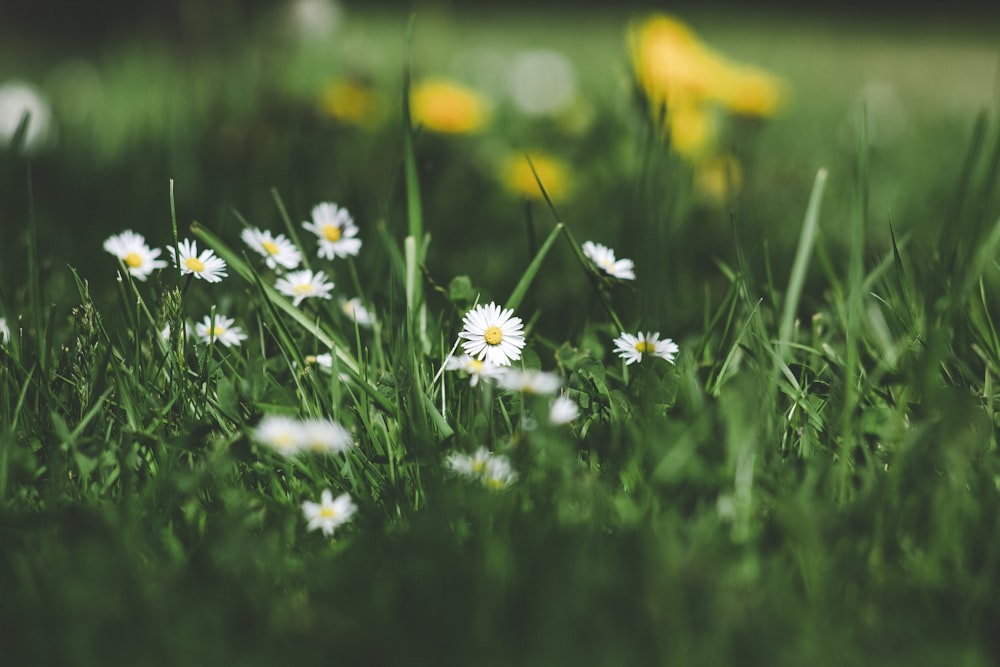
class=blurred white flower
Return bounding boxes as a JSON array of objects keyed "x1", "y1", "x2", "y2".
[
  {"x1": 508, "y1": 49, "x2": 577, "y2": 116},
  {"x1": 0, "y1": 317, "x2": 9, "y2": 345},
  {"x1": 340, "y1": 296, "x2": 375, "y2": 328},
  {"x1": 446, "y1": 447, "x2": 517, "y2": 490},
  {"x1": 254, "y1": 414, "x2": 306, "y2": 456},
  {"x1": 287, "y1": 0, "x2": 343, "y2": 40},
  {"x1": 582, "y1": 241, "x2": 635, "y2": 281},
  {"x1": 549, "y1": 394, "x2": 580, "y2": 425},
  {"x1": 444, "y1": 353, "x2": 505, "y2": 387},
  {"x1": 298, "y1": 418, "x2": 354, "y2": 454},
  {"x1": 302, "y1": 489, "x2": 357, "y2": 537},
  {"x1": 0, "y1": 80, "x2": 54, "y2": 153},
  {"x1": 497, "y1": 368, "x2": 562, "y2": 395}
]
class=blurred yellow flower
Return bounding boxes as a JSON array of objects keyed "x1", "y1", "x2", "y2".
[
  {"x1": 410, "y1": 79, "x2": 488, "y2": 134},
  {"x1": 503, "y1": 152, "x2": 570, "y2": 201},
  {"x1": 319, "y1": 78, "x2": 384, "y2": 128},
  {"x1": 694, "y1": 153, "x2": 743, "y2": 202},
  {"x1": 668, "y1": 103, "x2": 715, "y2": 159},
  {"x1": 629, "y1": 13, "x2": 786, "y2": 121}
]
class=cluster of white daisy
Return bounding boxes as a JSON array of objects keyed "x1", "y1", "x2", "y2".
[
  {"x1": 446, "y1": 447, "x2": 519, "y2": 490},
  {"x1": 251, "y1": 413, "x2": 355, "y2": 457}
]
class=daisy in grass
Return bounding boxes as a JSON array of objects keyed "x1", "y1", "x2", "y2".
[
  {"x1": 340, "y1": 296, "x2": 375, "y2": 328},
  {"x1": 103, "y1": 230, "x2": 167, "y2": 281},
  {"x1": 168, "y1": 239, "x2": 228, "y2": 283},
  {"x1": 275, "y1": 269, "x2": 335, "y2": 307},
  {"x1": 582, "y1": 241, "x2": 635, "y2": 281},
  {"x1": 302, "y1": 202, "x2": 362, "y2": 259},
  {"x1": 613, "y1": 331, "x2": 679, "y2": 365},
  {"x1": 298, "y1": 418, "x2": 353, "y2": 454},
  {"x1": 497, "y1": 368, "x2": 562, "y2": 395},
  {"x1": 195, "y1": 314, "x2": 247, "y2": 347},
  {"x1": 549, "y1": 394, "x2": 580, "y2": 425},
  {"x1": 458, "y1": 302, "x2": 525, "y2": 367},
  {"x1": 446, "y1": 446, "x2": 517, "y2": 489},
  {"x1": 302, "y1": 490, "x2": 358, "y2": 537},
  {"x1": 240, "y1": 226, "x2": 302, "y2": 271},
  {"x1": 444, "y1": 353, "x2": 505, "y2": 387},
  {"x1": 253, "y1": 414, "x2": 305, "y2": 456}
]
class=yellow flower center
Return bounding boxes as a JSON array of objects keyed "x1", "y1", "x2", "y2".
[
  {"x1": 262, "y1": 240, "x2": 280, "y2": 255},
  {"x1": 469, "y1": 359, "x2": 484, "y2": 372},
  {"x1": 124, "y1": 252, "x2": 143, "y2": 268},
  {"x1": 322, "y1": 224, "x2": 342, "y2": 242},
  {"x1": 471, "y1": 460, "x2": 487, "y2": 474},
  {"x1": 212, "y1": 326, "x2": 227, "y2": 337},
  {"x1": 185, "y1": 257, "x2": 206, "y2": 273},
  {"x1": 484, "y1": 325, "x2": 503, "y2": 346},
  {"x1": 485, "y1": 477, "x2": 506, "y2": 490},
  {"x1": 635, "y1": 340, "x2": 655, "y2": 354},
  {"x1": 294, "y1": 283, "x2": 313, "y2": 295},
  {"x1": 319, "y1": 506, "x2": 338, "y2": 519}
]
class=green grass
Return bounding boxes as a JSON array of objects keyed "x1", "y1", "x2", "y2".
[{"x1": 3, "y1": 6, "x2": 1000, "y2": 666}]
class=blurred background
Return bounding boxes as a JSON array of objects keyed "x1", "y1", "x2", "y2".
[{"x1": 2, "y1": 0, "x2": 999, "y2": 338}]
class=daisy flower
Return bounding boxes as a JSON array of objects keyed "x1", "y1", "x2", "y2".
[
  {"x1": 240, "y1": 226, "x2": 302, "y2": 271},
  {"x1": 298, "y1": 418, "x2": 354, "y2": 454},
  {"x1": 549, "y1": 394, "x2": 580, "y2": 425},
  {"x1": 275, "y1": 269, "x2": 335, "y2": 307},
  {"x1": 302, "y1": 490, "x2": 358, "y2": 537},
  {"x1": 302, "y1": 202, "x2": 362, "y2": 259},
  {"x1": 253, "y1": 414, "x2": 306, "y2": 456},
  {"x1": 168, "y1": 239, "x2": 228, "y2": 283},
  {"x1": 482, "y1": 456, "x2": 519, "y2": 490},
  {"x1": 103, "y1": 230, "x2": 167, "y2": 281},
  {"x1": 444, "y1": 353, "x2": 505, "y2": 387},
  {"x1": 497, "y1": 368, "x2": 562, "y2": 395},
  {"x1": 340, "y1": 296, "x2": 376, "y2": 328},
  {"x1": 613, "y1": 331, "x2": 679, "y2": 365},
  {"x1": 582, "y1": 241, "x2": 635, "y2": 281},
  {"x1": 457, "y1": 302, "x2": 525, "y2": 367},
  {"x1": 446, "y1": 446, "x2": 493, "y2": 479},
  {"x1": 195, "y1": 314, "x2": 247, "y2": 347}
]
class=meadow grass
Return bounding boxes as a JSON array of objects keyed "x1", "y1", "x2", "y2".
[{"x1": 2, "y1": 6, "x2": 1000, "y2": 666}]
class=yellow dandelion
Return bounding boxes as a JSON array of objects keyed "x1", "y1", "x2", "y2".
[
  {"x1": 716, "y1": 65, "x2": 787, "y2": 117},
  {"x1": 503, "y1": 152, "x2": 570, "y2": 201},
  {"x1": 668, "y1": 103, "x2": 715, "y2": 160},
  {"x1": 410, "y1": 79, "x2": 488, "y2": 134},
  {"x1": 319, "y1": 78, "x2": 384, "y2": 128}
]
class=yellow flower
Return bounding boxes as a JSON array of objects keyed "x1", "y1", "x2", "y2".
[
  {"x1": 715, "y1": 65, "x2": 787, "y2": 117},
  {"x1": 694, "y1": 153, "x2": 743, "y2": 202},
  {"x1": 319, "y1": 78, "x2": 384, "y2": 128},
  {"x1": 668, "y1": 103, "x2": 715, "y2": 160},
  {"x1": 503, "y1": 152, "x2": 570, "y2": 201},
  {"x1": 410, "y1": 79, "x2": 488, "y2": 134}
]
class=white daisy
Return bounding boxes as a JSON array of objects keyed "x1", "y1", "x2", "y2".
[
  {"x1": 0, "y1": 317, "x2": 9, "y2": 345},
  {"x1": 549, "y1": 394, "x2": 580, "y2": 425},
  {"x1": 444, "y1": 353, "x2": 505, "y2": 387},
  {"x1": 497, "y1": 368, "x2": 562, "y2": 395},
  {"x1": 302, "y1": 202, "x2": 362, "y2": 259},
  {"x1": 275, "y1": 269, "x2": 335, "y2": 307},
  {"x1": 457, "y1": 302, "x2": 525, "y2": 367},
  {"x1": 240, "y1": 226, "x2": 302, "y2": 271},
  {"x1": 613, "y1": 331, "x2": 678, "y2": 365},
  {"x1": 253, "y1": 414, "x2": 306, "y2": 456},
  {"x1": 195, "y1": 314, "x2": 247, "y2": 347},
  {"x1": 298, "y1": 418, "x2": 354, "y2": 454},
  {"x1": 582, "y1": 241, "x2": 635, "y2": 281},
  {"x1": 482, "y1": 456, "x2": 518, "y2": 490},
  {"x1": 103, "y1": 230, "x2": 167, "y2": 281},
  {"x1": 302, "y1": 489, "x2": 358, "y2": 537},
  {"x1": 446, "y1": 446, "x2": 494, "y2": 479},
  {"x1": 168, "y1": 239, "x2": 228, "y2": 283},
  {"x1": 340, "y1": 296, "x2": 376, "y2": 328}
]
